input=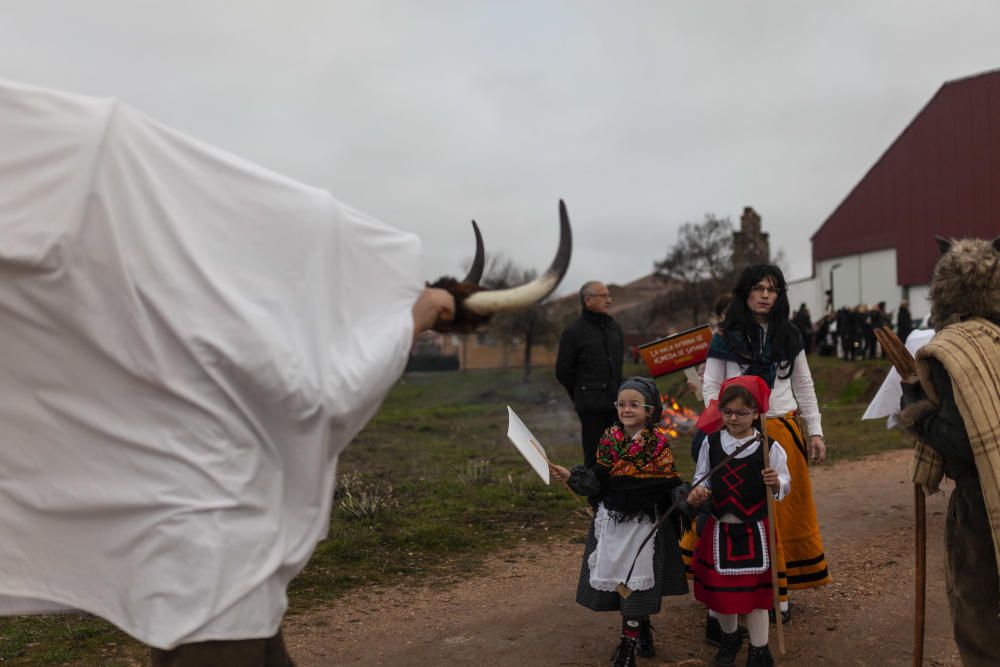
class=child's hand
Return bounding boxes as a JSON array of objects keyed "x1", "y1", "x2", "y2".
[
  {"x1": 549, "y1": 463, "x2": 570, "y2": 482},
  {"x1": 762, "y1": 467, "x2": 780, "y2": 495},
  {"x1": 687, "y1": 485, "x2": 710, "y2": 507}
]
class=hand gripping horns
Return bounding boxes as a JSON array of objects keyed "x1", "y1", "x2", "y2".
[{"x1": 430, "y1": 200, "x2": 573, "y2": 333}]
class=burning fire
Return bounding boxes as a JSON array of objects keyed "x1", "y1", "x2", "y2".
[{"x1": 658, "y1": 394, "x2": 699, "y2": 438}]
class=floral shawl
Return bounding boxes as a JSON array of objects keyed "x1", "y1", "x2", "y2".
[{"x1": 596, "y1": 424, "x2": 679, "y2": 479}]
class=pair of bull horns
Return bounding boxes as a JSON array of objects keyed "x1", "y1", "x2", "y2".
[{"x1": 457, "y1": 200, "x2": 573, "y2": 315}]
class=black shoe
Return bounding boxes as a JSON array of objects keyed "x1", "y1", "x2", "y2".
[
  {"x1": 610, "y1": 635, "x2": 637, "y2": 667},
  {"x1": 706, "y1": 615, "x2": 748, "y2": 646},
  {"x1": 714, "y1": 630, "x2": 743, "y2": 666},
  {"x1": 746, "y1": 644, "x2": 774, "y2": 667},
  {"x1": 705, "y1": 615, "x2": 722, "y2": 646},
  {"x1": 767, "y1": 607, "x2": 791, "y2": 625},
  {"x1": 636, "y1": 618, "x2": 655, "y2": 657}
]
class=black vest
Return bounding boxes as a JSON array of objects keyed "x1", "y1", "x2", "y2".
[{"x1": 708, "y1": 431, "x2": 768, "y2": 522}]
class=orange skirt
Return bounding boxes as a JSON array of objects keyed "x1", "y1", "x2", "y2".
[{"x1": 766, "y1": 414, "x2": 831, "y2": 589}]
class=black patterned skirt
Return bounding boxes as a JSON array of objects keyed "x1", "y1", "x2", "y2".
[{"x1": 575, "y1": 512, "x2": 688, "y2": 617}]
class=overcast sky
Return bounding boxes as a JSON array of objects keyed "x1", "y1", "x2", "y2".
[{"x1": 3, "y1": 1, "x2": 1000, "y2": 295}]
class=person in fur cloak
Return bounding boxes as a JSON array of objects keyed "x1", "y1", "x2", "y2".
[
  {"x1": 550, "y1": 377, "x2": 689, "y2": 667},
  {"x1": 898, "y1": 236, "x2": 1000, "y2": 666}
]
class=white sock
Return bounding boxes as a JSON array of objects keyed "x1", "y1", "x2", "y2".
[
  {"x1": 780, "y1": 599, "x2": 789, "y2": 612},
  {"x1": 718, "y1": 613, "x2": 738, "y2": 634},
  {"x1": 747, "y1": 609, "x2": 769, "y2": 646},
  {"x1": 708, "y1": 609, "x2": 719, "y2": 619}
]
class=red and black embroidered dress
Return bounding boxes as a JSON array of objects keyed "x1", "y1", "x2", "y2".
[{"x1": 692, "y1": 431, "x2": 775, "y2": 614}]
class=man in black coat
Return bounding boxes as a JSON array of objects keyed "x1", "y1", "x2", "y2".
[{"x1": 555, "y1": 281, "x2": 624, "y2": 468}]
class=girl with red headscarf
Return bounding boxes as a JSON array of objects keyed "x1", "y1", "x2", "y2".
[{"x1": 687, "y1": 375, "x2": 790, "y2": 667}]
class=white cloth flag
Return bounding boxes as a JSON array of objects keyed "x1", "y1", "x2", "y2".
[
  {"x1": 862, "y1": 328, "x2": 935, "y2": 428},
  {"x1": 506, "y1": 406, "x2": 551, "y2": 484},
  {"x1": 0, "y1": 80, "x2": 423, "y2": 648}
]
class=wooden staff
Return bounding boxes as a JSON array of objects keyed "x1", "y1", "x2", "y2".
[
  {"x1": 760, "y1": 417, "x2": 785, "y2": 656},
  {"x1": 873, "y1": 325, "x2": 916, "y2": 376},
  {"x1": 871, "y1": 325, "x2": 925, "y2": 666},
  {"x1": 914, "y1": 483, "x2": 926, "y2": 667}
]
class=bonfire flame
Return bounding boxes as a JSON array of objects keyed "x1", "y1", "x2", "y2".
[{"x1": 659, "y1": 393, "x2": 699, "y2": 438}]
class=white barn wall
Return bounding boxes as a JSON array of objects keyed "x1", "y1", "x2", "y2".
[
  {"x1": 787, "y1": 248, "x2": 931, "y2": 326},
  {"x1": 817, "y1": 249, "x2": 902, "y2": 311},
  {"x1": 764, "y1": 242, "x2": 936, "y2": 328},
  {"x1": 908, "y1": 284, "x2": 932, "y2": 324},
  {"x1": 786, "y1": 276, "x2": 824, "y2": 322}
]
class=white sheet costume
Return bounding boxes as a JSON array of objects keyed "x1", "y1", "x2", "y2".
[{"x1": 0, "y1": 80, "x2": 422, "y2": 649}]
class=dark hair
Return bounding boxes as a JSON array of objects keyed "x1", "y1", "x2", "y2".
[
  {"x1": 618, "y1": 376, "x2": 663, "y2": 424},
  {"x1": 719, "y1": 264, "x2": 802, "y2": 379},
  {"x1": 719, "y1": 384, "x2": 761, "y2": 412},
  {"x1": 713, "y1": 294, "x2": 732, "y2": 319}
]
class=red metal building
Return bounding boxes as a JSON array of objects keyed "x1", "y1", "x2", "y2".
[{"x1": 812, "y1": 69, "x2": 1000, "y2": 287}]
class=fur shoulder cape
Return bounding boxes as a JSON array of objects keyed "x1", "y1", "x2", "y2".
[{"x1": 909, "y1": 318, "x2": 1000, "y2": 580}]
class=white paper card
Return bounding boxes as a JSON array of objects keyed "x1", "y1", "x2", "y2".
[{"x1": 506, "y1": 406, "x2": 550, "y2": 484}]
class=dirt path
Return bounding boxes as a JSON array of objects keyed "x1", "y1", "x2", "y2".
[{"x1": 283, "y1": 449, "x2": 960, "y2": 666}]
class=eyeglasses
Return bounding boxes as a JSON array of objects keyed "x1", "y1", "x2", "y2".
[
  {"x1": 721, "y1": 408, "x2": 755, "y2": 417},
  {"x1": 750, "y1": 285, "x2": 783, "y2": 295},
  {"x1": 614, "y1": 400, "x2": 652, "y2": 410},
  {"x1": 587, "y1": 292, "x2": 612, "y2": 300}
]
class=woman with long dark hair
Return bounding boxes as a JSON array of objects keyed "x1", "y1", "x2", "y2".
[{"x1": 702, "y1": 265, "x2": 831, "y2": 624}]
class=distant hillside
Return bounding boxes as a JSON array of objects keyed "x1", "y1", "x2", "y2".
[{"x1": 546, "y1": 273, "x2": 687, "y2": 346}]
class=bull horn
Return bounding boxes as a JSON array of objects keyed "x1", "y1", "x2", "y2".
[
  {"x1": 461, "y1": 220, "x2": 485, "y2": 284},
  {"x1": 463, "y1": 200, "x2": 572, "y2": 315}
]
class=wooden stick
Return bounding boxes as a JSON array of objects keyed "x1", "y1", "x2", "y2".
[
  {"x1": 874, "y1": 325, "x2": 916, "y2": 377},
  {"x1": 870, "y1": 326, "x2": 926, "y2": 664},
  {"x1": 539, "y1": 451, "x2": 585, "y2": 504},
  {"x1": 914, "y1": 484, "x2": 927, "y2": 667},
  {"x1": 760, "y1": 418, "x2": 785, "y2": 656},
  {"x1": 873, "y1": 327, "x2": 903, "y2": 372}
]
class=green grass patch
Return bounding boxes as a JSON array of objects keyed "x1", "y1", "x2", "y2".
[{"x1": 0, "y1": 614, "x2": 145, "y2": 666}]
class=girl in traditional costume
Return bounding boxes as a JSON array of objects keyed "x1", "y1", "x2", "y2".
[
  {"x1": 703, "y1": 265, "x2": 831, "y2": 623},
  {"x1": 688, "y1": 376, "x2": 789, "y2": 667},
  {"x1": 550, "y1": 377, "x2": 689, "y2": 667}
]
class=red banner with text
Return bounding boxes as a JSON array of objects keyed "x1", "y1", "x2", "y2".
[{"x1": 638, "y1": 325, "x2": 713, "y2": 377}]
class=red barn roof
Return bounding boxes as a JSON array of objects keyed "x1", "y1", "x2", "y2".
[{"x1": 812, "y1": 69, "x2": 1000, "y2": 286}]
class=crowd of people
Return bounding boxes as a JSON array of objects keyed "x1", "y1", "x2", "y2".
[
  {"x1": 553, "y1": 265, "x2": 829, "y2": 667},
  {"x1": 797, "y1": 299, "x2": 915, "y2": 361},
  {"x1": 553, "y1": 239, "x2": 1000, "y2": 667}
]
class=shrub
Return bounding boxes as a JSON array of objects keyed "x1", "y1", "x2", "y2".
[{"x1": 335, "y1": 472, "x2": 398, "y2": 521}]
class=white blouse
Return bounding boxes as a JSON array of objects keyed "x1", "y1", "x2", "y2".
[
  {"x1": 694, "y1": 429, "x2": 791, "y2": 501},
  {"x1": 703, "y1": 347, "x2": 823, "y2": 438}
]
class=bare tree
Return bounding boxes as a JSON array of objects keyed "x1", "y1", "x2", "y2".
[
  {"x1": 481, "y1": 255, "x2": 560, "y2": 380},
  {"x1": 654, "y1": 214, "x2": 737, "y2": 327},
  {"x1": 615, "y1": 290, "x2": 677, "y2": 340}
]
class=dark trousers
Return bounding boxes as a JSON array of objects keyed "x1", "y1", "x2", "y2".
[
  {"x1": 578, "y1": 409, "x2": 618, "y2": 468},
  {"x1": 945, "y1": 483, "x2": 1000, "y2": 667},
  {"x1": 150, "y1": 630, "x2": 295, "y2": 667}
]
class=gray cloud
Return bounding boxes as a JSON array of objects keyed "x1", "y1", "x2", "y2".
[{"x1": 3, "y1": 1, "x2": 999, "y2": 296}]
